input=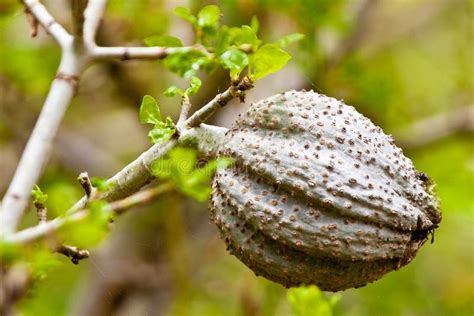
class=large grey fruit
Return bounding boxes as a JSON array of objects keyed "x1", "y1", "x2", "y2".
[{"x1": 209, "y1": 90, "x2": 441, "y2": 291}]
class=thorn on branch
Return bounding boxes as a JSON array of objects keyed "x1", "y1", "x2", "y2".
[
  {"x1": 56, "y1": 245, "x2": 90, "y2": 264},
  {"x1": 24, "y1": 8, "x2": 39, "y2": 37},
  {"x1": 77, "y1": 171, "x2": 93, "y2": 198}
]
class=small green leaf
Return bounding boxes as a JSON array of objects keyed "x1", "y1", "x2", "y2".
[
  {"x1": 150, "y1": 148, "x2": 232, "y2": 202},
  {"x1": 89, "y1": 200, "x2": 112, "y2": 224},
  {"x1": 0, "y1": 241, "x2": 21, "y2": 266},
  {"x1": 230, "y1": 25, "x2": 260, "y2": 51},
  {"x1": 148, "y1": 120, "x2": 175, "y2": 144},
  {"x1": 29, "y1": 249, "x2": 61, "y2": 280},
  {"x1": 32, "y1": 185, "x2": 48, "y2": 204},
  {"x1": 287, "y1": 285, "x2": 340, "y2": 316},
  {"x1": 163, "y1": 85, "x2": 184, "y2": 97},
  {"x1": 90, "y1": 177, "x2": 114, "y2": 192},
  {"x1": 183, "y1": 157, "x2": 232, "y2": 202},
  {"x1": 185, "y1": 76, "x2": 202, "y2": 96},
  {"x1": 144, "y1": 35, "x2": 183, "y2": 47},
  {"x1": 252, "y1": 44, "x2": 291, "y2": 80},
  {"x1": 197, "y1": 5, "x2": 220, "y2": 29},
  {"x1": 163, "y1": 50, "x2": 210, "y2": 78},
  {"x1": 219, "y1": 48, "x2": 249, "y2": 79},
  {"x1": 60, "y1": 200, "x2": 110, "y2": 248},
  {"x1": 250, "y1": 15, "x2": 259, "y2": 33},
  {"x1": 274, "y1": 33, "x2": 305, "y2": 48},
  {"x1": 151, "y1": 159, "x2": 174, "y2": 179},
  {"x1": 214, "y1": 26, "x2": 231, "y2": 55},
  {"x1": 169, "y1": 147, "x2": 197, "y2": 176},
  {"x1": 174, "y1": 7, "x2": 197, "y2": 25},
  {"x1": 139, "y1": 95, "x2": 162, "y2": 124}
]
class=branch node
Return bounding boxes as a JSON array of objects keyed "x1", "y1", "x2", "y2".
[
  {"x1": 77, "y1": 172, "x2": 93, "y2": 198},
  {"x1": 55, "y1": 72, "x2": 80, "y2": 94},
  {"x1": 56, "y1": 245, "x2": 90, "y2": 264}
]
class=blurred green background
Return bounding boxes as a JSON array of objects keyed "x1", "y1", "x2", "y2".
[{"x1": 0, "y1": 0, "x2": 472, "y2": 315}]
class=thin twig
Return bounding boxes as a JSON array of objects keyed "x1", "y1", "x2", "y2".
[
  {"x1": 185, "y1": 77, "x2": 253, "y2": 128},
  {"x1": 32, "y1": 198, "x2": 90, "y2": 263},
  {"x1": 83, "y1": 0, "x2": 107, "y2": 48},
  {"x1": 77, "y1": 171, "x2": 93, "y2": 199},
  {"x1": 108, "y1": 182, "x2": 174, "y2": 215},
  {"x1": 21, "y1": 0, "x2": 72, "y2": 47},
  {"x1": 5, "y1": 183, "x2": 174, "y2": 244},
  {"x1": 177, "y1": 96, "x2": 192, "y2": 127},
  {"x1": 56, "y1": 245, "x2": 90, "y2": 264}
]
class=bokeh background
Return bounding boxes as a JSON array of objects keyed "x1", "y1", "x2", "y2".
[{"x1": 0, "y1": 0, "x2": 473, "y2": 315}]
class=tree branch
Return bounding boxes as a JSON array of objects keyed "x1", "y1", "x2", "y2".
[
  {"x1": 185, "y1": 77, "x2": 253, "y2": 128},
  {"x1": 0, "y1": 53, "x2": 82, "y2": 235},
  {"x1": 56, "y1": 245, "x2": 90, "y2": 264},
  {"x1": 5, "y1": 183, "x2": 174, "y2": 244},
  {"x1": 4, "y1": 75, "x2": 253, "y2": 243},
  {"x1": 71, "y1": 0, "x2": 89, "y2": 40},
  {"x1": 21, "y1": 0, "x2": 72, "y2": 48},
  {"x1": 83, "y1": 0, "x2": 107, "y2": 48}
]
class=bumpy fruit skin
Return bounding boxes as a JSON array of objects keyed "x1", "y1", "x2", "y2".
[{"x1": 210, "y1": 90, "x2": 441, "y2": 291}]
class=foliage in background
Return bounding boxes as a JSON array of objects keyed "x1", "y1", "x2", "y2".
[
  {"x1": 0, "y1": 0, "x2": 472, "y2": 315},
  {"x1": 288, "y1": 285, "x2": 340, "y2": 316}
]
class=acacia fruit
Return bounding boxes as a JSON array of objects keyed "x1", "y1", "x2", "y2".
[{"x1": 210, "y1": 90, "x2": 441, "y2": 291}]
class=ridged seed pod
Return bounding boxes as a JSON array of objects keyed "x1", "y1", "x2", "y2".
[{"x1": 209, "y1": 90, "x2": 441, "y2": 291}]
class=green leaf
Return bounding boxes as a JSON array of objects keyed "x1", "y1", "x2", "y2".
[
  {"x1": 197, "y1": 5, "x2": 220, "y2": 31},
  {"x1": 90, "y1": 177, "x2": 114, "y2": 192},
  {"x1": 163, "y1": 85, "x2": 184, "y2": 97},
  {"x1": 214, "y1": 26, "x2": 231, "y2": 55},
  {"x1": 144, "y1": 35, "x2": 183, "y2": 47},
  {"x1": 184, "y1": 157, "x2": 232, "y2": 202},
  {"x1": 89, "y1": 200, "x2": 112, "y2": 224},
  {"x1": 32, "y1": 185, "x2": 48, "y2": 204},
  {"x1": 0, "y1": 241, "x2": 21, "y2": 266},
  {"x1": 139, "y1": 95, "x2": 162, "y2": 124},
  {"x1": 169, "y1": 147, "x2": 197, "y2": 176},
  {"x1": 219, "y1": 48, "x2": 249, "y2": 79},
  {"x1": 230, "y1": 25, "x2": 260, "y2": 51},
  {"x1": 252, "y1": 44, "x2": 291, "y2": 80},
  {"x1": 250, "y1": 15, "x2": 259, "y2": 33},
  {"x1": 174, "y1": 7, "x2": 197, "y2": 25},
  {"x1": 185, "y1": 76, "x2": 202, "y2": 96},
  {"x1": 274, "y1": 33, "x2": 305, "y2": 48},
  {"x1": 163, "y1": 50, "x2": 210, "y2": 78},
  {"x1": 148, "y1": 118, "x2": 176, "y2": 144},
  {"x1": 29, "y1": 249, "x2": 61, "y2": 280},
  {"x1": 59, "y1": 200, "x2": 111, "y2": 248},
  {"x1": 150, "y1": 148, "x2": 232, "y2": 202},
  {"x1": 287, "y1": 285, "x2": 340, "y2": 316},
  {"x1": 151, "y1": 159, "x2": 174, "y2": 179}
]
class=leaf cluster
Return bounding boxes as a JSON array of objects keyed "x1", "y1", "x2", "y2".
[
  {"x1": 150, "y1": 147, "x2": 232, "y2": 202},
  {"x1": 144, "y1": 5, "x2": 303, "y2": 82}
]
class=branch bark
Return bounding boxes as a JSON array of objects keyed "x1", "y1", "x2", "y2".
[
  {"x1": 0, "y1": 47, "x2": 82, "y2": 235},
  {"x1": 4, "y1": 76, "x2": 252, "y2": 244},
  {"x1": 1, "y1": 0, "x2": 202, "y2": 236},
  {"x1": 5, "y1": 183, "x2": 174, "y2": 244},
  {"x1": 21, "y1": 0, "x2": 72, "y2": 47}
]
